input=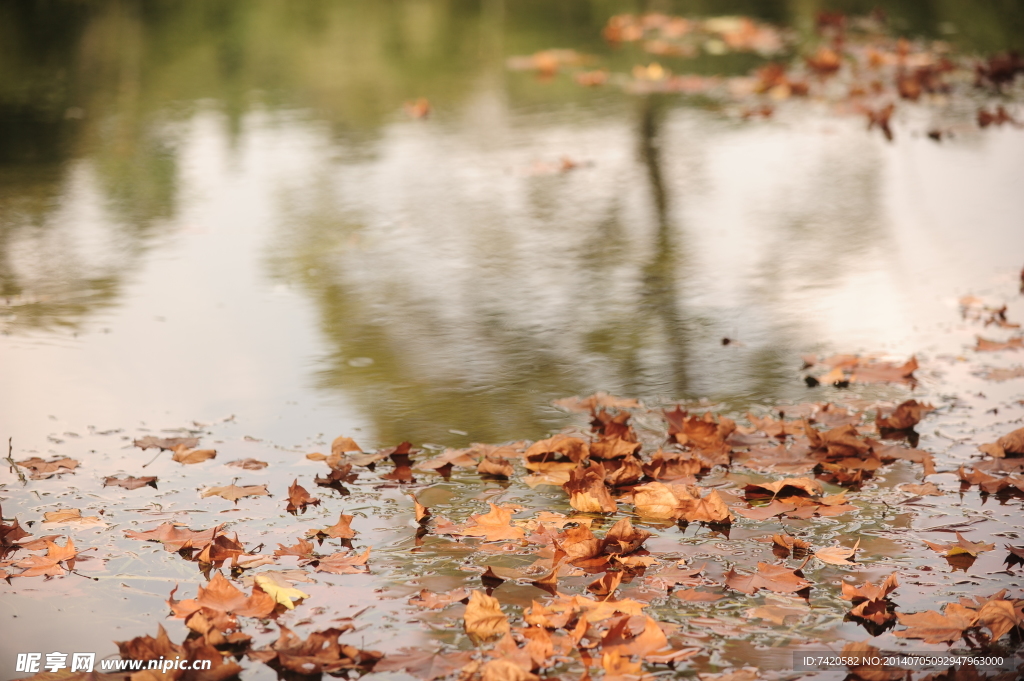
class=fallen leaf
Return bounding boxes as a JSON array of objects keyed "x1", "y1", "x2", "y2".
[
  {"x1": 976, "y1": 336, "x2": 1024, "y2": 352},
  {"x1": 677, "y1": 489, "x2": 734, "y2": 523},
  {"x1": 171, "y1": 445, "x2": 217, "y2": 464},
  {"x1": 478, "y1": 453, "x2": 514, "y2": 479},
  {"x1": 922, "y1": 532, "x2": 995, "y2": 557},
  {"x1": 332, "y1": 436, "x2": 363, "y2": 456},
  {"x1": 169, "y1": 572, "x2": 277, "y2": 620},
  {"x1": 461, "y1": 504, "x2": 526, "y2": 542},
  {"x1": 724, "y1": 562, "x2": 811, "y2": 595},
  {"x1": 564, "y1": 463, "x2": 617, "y2": 513},
  {"x1": 201, "y1": 484, "x2": 270, "y2": 502},
  {"x1": 408, "y1": 588, "x2": 470, "y2": 609},
  {"x1": 601, "y1": 518, "x2": 652, "y2": 555},
  {"x1": 15, "y1": 457, "x2": 79, "y2": 479},
  {"x1": 226, "y1": 458, "x2": 268, "y2": 470},
  {"x1": 411, "y1": 494, "x2": 430, "y2": 523},
  {"x1": 315, "y1": 547, "x2": 371, "y2": 574},
  {"x1": 895, "y1": 602, "x2": 978, "y2": 644},
  {"x1": 40, "y1": 509, "x2": 105, "y2": 527},
  {"x1": 103, "y1": 475, "x2": 158, "y2": 489},
  {"x1": 841, "y1": 573, "x2": 899, "y2": 603},
  {"x1": 587, "y1": 571, "x2": 623, "y2": 597},
  {"x1": 814, "y1": 540, "x2": 860, "y2": 565},
  {"x1": 117, "y1": 624, "x2": 243, "y2": 680},
  {"x1": 249, "y1": 624, "x2": 381, "y2": 675},
  {"x1": 674, "y1": 589, "x2": 724, "y2": 602},
  {"x1": 254, "y1": 573, "x2": 310, "y2": 610},
  {"x1": 13, "y1": 537, "x2": 78, "y2": 577},
  {"x1": 274, "y1": 537, "x2": 316, "y2": 560},
  {"x1": 899, "y1": 482, "x2": 943, "y2": 496},
  {"x1": 996, "y1": 427, "x2": 1024, "y2": 456},
  {"x1": 876, "y1": 399, "x2": 934, "y2": 431},
  {"x1": 308, "y1": 514, "x2": 356, "y2": 541},
  {"x1": 744, "y1": 477, "x2": 823, "y2": 499},
  {"x1": 286, "y1": 479, "x2": 320, "y2": 513},
  {"x1": 465, "y1": 590, "x2": 510, "y2": 641},
  {"x1": 133, "y1": 436, "x2": 199, "y2": 451},
  {"x1": 975, "y1": 599, "x2": 1022, "y2": 641},
  {"x1": 601, "y1": 614, "x2": 668, "y2": 658},
  {"x1": 556, "y1": 525, "x2": 603, "y2": 562}
]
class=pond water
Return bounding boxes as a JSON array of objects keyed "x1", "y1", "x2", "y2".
[{"x1": 2, "y1": 1, "x2": 1024, "y2": 680}]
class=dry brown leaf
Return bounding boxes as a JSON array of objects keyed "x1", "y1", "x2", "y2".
[
  {"x1": 274, "y1": 537, "x2": 316, "y2": 560},
  {"x1": 411, "y1": 494, "x2": 430, "y2": 523},
  {"x1": 408, "y1": 588, "x2": 470, "y2": 609},
  {"x1": 976, "y1": 336, "x2": 1024, "y2": 352},
  {"x1": 226, "y1": 458, "x2": 268, "y2": 470},
  {"x1": 461, "y1": 504, "x2": 526, "y2": 542},
  {"x1": 168, "y1": 572, "x2": 276, "y2": 620},
  {"x1": 724, "y1": 562, "x2": 811, "y2": 595},
  {"x1": 13, "y1": 537, "x2": 78, "y2": 577},
  {"x1": 842, "y1": 573, "x2": 899, "y2": 603},
  {"x1": 16, "y1": 457, "x2": 79, "y2": 479},
  {"x1": 601, "y1": 518, "x2": 652, "y2": 555},
  {"x1": 478, "y1": 453, "x2": 514, "y2": 479},
  {"x1": 103, "y1": 475, "x2": 158, "y2": 489},
  {"x1": 895, "y1": 602, "x2": 978, "y2": 644},
  {"x1": 876, "y1": 399, "x2": 934, "y2": 431},
  {"x1": 975, "y1": 599, "x2": 1022, "y2": 641},
  {"x1": 601, "y1": 614, "x2": 668, "y2": 658},
  {"x1": 677, "y1": 489, "x2": 733, "y2": 523},
  {"x1": 997, "y1": 427, "x2": 1024, "y2": 456},
  {"x1": 922, "y1": 531, "x2": 995, "y2": 557},
  {"x1": 286, "y1": 479, "x2": 320, "y2": 513},
  {"x1": 814, "y1": 539, "x2": 860, "y2": 565},
  {"x1": 674, "y1": 589, "x2": 724, "y2": 602},
  {"x1": 308, "y1": 514, "x2": 356, "y2": 541},
  {"x1": 331, "y1": 436, "x2": 363, "y2": 456},
  {"x1": 564, "y1": 463, "x2": 617, "y2": 513},
  {"x1": 743, "y1": 477, "x2": 823, "y2": 499},
  {"x1": 315, "y1": 547, "x2": 370, "y2": 574},
  {"x1": 464, "y1": 590, "x2": 510, "y2": 641},
  {"x1": 171, "y1": 445, "x2": 217, "y2": 464},
  {"x1": 899, "y1": 482, "x2": 943, "y2": 496},
  {"x1": 41, "y1": 509, "x2": 105, "y2": 527},
  {"x1": 201, "y1": 484, "x2": 270, "y2": 502}
]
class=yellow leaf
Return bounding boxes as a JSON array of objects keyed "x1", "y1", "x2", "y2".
[{"x1": 254, "y1": 574, "x2": 310, "y2": 610}]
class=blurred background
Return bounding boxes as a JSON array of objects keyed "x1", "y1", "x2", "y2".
[{"x1": 2, "y1": 0, "x2": 1024, "y2": 450}]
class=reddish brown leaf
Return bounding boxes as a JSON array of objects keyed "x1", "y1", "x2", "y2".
[
  {"x1": 408, "y1": 588, "x2": 470, "y2": 609},
  {"x1": 922, "y1": 532, "x2": 995, "y2": 557},
  {"x1": 171, "y1": 445, "x2": 217, "y2": 464},
  {"x1": 895, "y1": 603, "x2": 978, "y2": 644},
  {"x1": 308, "y1": 514, "x2": 356, "y2": 541},
  {"x1": 315, "y1": 547, "x2": 370, "y2": 574},
  {"x1": 876, "y1": 400, "x2": 933, "y2": 431},
  {"x1": 724, "y1": 562, "x2": 811, "y2": 595},
  {"x1": 13, "y1": 537, "x2": 78, "y2": 577},
  {"x1": 226, "y1": 458, "x2": 268, "y2": 470},
  {"x1": 201, "y1": 484, "x2": 270, "y2": 502},
  {"x1": 15, "y1": 457, "x2": 79, "y2": 479},
  {"x1": 286, "y1": 479, "x2": 320, "y2": 513},
  {"x1": 103, "y1": 475, "x2": 158, "y2": 489},
  {"x1": 601, "y1": 518, "x2": 652, "y2": 555},
  {"x1": 169, "y1": 572, "x2": 277, "y2": 620},
  {"x1": 563, "y1": 463, "x2": 617, "y2": 514}
]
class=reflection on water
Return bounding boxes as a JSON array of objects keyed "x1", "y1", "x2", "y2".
[{"x1": 1, "y1": 0, "x2": 1023, "y2": 448}]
